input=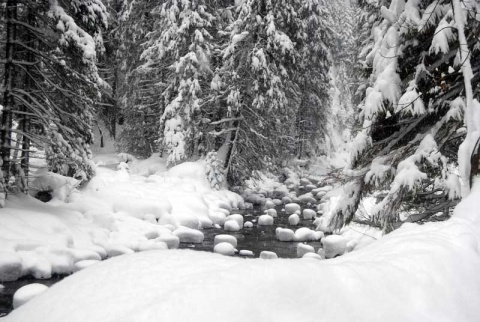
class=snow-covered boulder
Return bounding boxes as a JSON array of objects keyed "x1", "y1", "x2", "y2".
[
  {"x1": 302, "y1": 209, "x2": 316, "y2": 220},
  {"x1": 276, "y1": 228, "x2": 295, "y2": 242},
  {"x1": 281, "y1": 196, "x2": 292, "y2": 204},
  {"x1": 225, "y1": 214, "x2": 243, "y2": 228},
  {"x1": 259, "y1": 251, "x2": 278, "y2": 259},
  {"x1": 296, "y1": 244, "x2": 314, "y2": 258},
  {"x1": 272, "y1": 199, "x2": 282, "y2": 206},
  {"x1": 285, "y1": 203, "x2": 301, "y2": 214},
  {"x1": 258, "y1": 215, "x2": 274, "y2": 226},
  {"x1": 288, "y1": 214, "x2": 300, "y2": 226},
  {"x1": 244, "y1": 221, "x2": 253, "y2": 228},
  {"x1": 295, "y1": 228, "x2": 323, "y2": 242},
  {"x1": 264, "y1": 200, "x2": 275, "y2": 209},
  {"x1": 214, "y1": 235, "x2": 237, "y2": 248},
  {"x1": 214, "y1": 243, "x2": 236, "y2": 256},
  {"x1": 173, "y1": 227, "x2": 204, "y2": 243},
  {"x1": 322, "y1": 235, "x2": 347, "y2": 258},
  {"x1": 13, "y1": 284, "x2": 49, "y2": 309},
  {"x1": 239, "y1": 250, "x2": 254, "y2": 257},
  {"x1": 298, "y1": 193, "x2": 316, "y2": 204},
  {"x1": 266, "y1": 209, "x2": 277, "y2": 218},
  {"x1": 224, "y1": 220, "x2": 241, "y2": 232}
]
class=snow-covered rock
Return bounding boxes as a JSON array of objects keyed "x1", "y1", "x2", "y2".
[
  {"x1": 285, "y1": 203, "x2": 301, "y2": 214},
  {"x1": 224, "y1": 220, "x2": 241, "y2": 232},
  {"x1": 298, "y1": 193, "x2": 316, "y2": 204},
  {"x1": 214, "y1": 235, "x2": 237, "y2": 247},
  {"x1": 276, "y1": 228, "x2": 295, "y2": 242},
  {"x1": 244, "y1": 221, "x2": 253, "y2": 228},
  {"x1": 294, "y1": 228, "x2": 323, "y2": 242},
  {"x1": 258, "y1": 215, "x2": 274, "y2": 226},
  {"x1": 272, "y1": 199, "x2": 282, "y2": 206},
  {"x1": 322, "y1": 235, "x2": 347, "y2": 259},
  {"x1": 259, "y1": 251, "x2": 278, "y2": 259},
  {"x1": 296, "y1": 243, "x2": 314, "y2": 258},
  {"x1": 264, "y1": 200, "x2": 275, "y2": 209},
  {"x1": 213, "y1": 243, "x2": 236, "y2": 256},
  {"x1": 239, "y1": 250, "x2": 254, "y2": 257},
  {"x1": 225, "y1": 214, "x2": 243, "y2": 229},
  {"x1": 13, "y1": 284, "x2": 49, "y2": 309},
  {"x1": 173, "y1": 227, "x2": 204, "y2": 244},
  {"x1": 266, "y1": 209, "x2": 277, "y2": 217},
  {"x1": 281, "y1": 196, "x2": 292, "y2": 204},
  {"x1": 302, "y1": 209, "x2": 316, "y2": 220},
  {"x1": 288, "y1": 214, "x2": 300, "y2": 226}
]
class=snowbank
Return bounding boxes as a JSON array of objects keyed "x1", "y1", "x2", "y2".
[
  {"x1": 4, "y1": 183, "x2": 480, "y2": 321},
  {"x1": 0, "y1": 155, "x2": 243, "y2": 281}
]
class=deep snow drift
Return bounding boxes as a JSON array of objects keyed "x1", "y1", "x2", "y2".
[
  {"x1": 3, "y1": 183, "x2": 480, "y2": 321},
  {"x1": 0, "y1": 154, "x2": 243, "y2": 281}
]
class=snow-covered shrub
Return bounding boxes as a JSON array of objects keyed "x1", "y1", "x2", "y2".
[{"x1": 205, "y1": 152, "x2": 225, "y2": 190}]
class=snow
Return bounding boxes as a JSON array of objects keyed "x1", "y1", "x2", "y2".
[
  {"x1": 257, "y1": 215, "x2": 274, "y2": 226},
  {"x1": 12, "y1": 284, "x2": 49, "y2": 309},
  {"x1": 296, "y1": 243, "x2": 314, "y2": 258},
  {"x1": 259, "y1": 251, "x2": 278, "y2": 259},
  {"x1": 266, "y1": 209, "x2": 277, "y2": 217},
  {"x1": 224, "y1": 220, "x2": 241, "y2": 232},
  {"x1": 322, "y1": 235, "x2": 347, "y2": 259},
  {"x1": 238, "y1": 250, "x2": 254, "y2": 257},
  {"x1": 173, "y1": 227, "x2": 204, "y2": 244},
  {"x1": 275, "y1": 228, "x2": 295, "y2": 242},
  {"x1": 213, "y1": 243, "x2": 235, "y2": 256},
  {"x1": 285, "y1": 203, "x2": 300, "y2": 215},
  {"x1": 214, "y1": 235, "x2": 237, "y2": 247},
  {"x1": 4, "y1": 181, "x2": 480, "y2": 321},
  {"x1": 302, "y1": 209, "x2": 316, "y2": 220},
  {"x1": 288, "y1": 214, "x2": 300, "y2": 226},
  {"x1": 0, "y1": 156, "x2": 243, "y2": 281}
]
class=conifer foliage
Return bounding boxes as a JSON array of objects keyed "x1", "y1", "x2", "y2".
[
  {"x1": 322, "y1": 0, "x2": 480, "y2": 232},
  {"x1": 0, "y1": 0, "x2": 107, "y2": 202}
]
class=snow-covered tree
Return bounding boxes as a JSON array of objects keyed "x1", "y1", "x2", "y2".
[
  {"x1": 323, "y1": 0, "x2": 480, "y2": 232},
  {"x1": 116, "y1": 0, "x2": 160, "y2": 157},
  {"x1": 139, "y1": 0, "x2": 215, "y2": 166},
  {"x1": 212, "y1": 0, "x2": 333, "y2": 184},
  {"x1": 0, "y1": 0, "x2": 108, "y2": 198}
]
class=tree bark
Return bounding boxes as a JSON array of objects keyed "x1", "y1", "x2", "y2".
[{"x1": 1, "y1": 0, "x2": 18, "y2": 192}]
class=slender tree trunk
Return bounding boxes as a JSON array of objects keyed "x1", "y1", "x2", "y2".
[
  {"x1": 1, "y1": 0, "x2": 18, "y2": 192},
  {"x1": 20, "y1": 4, "x2": 35, "y2": 193}
]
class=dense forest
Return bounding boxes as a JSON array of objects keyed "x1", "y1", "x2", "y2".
[{"x1": 1, "y1": 0, "x2": 479, "y2": 232}]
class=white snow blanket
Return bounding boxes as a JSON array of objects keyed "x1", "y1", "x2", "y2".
[
  {"x1": 0, "y1": 155, "x2": 243, "y2": 281},
  {"x1": 3, "y1": 184, "x2": 480, "y2": 321}
]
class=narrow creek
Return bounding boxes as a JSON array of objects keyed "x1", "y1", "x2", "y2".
[{"x1": 0, "y1": 203, "x2": 321, "y2": 316}]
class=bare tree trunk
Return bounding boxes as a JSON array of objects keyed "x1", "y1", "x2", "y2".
[
  {"x1": 20, "y1": 4, "x2": 35, "y2": 193},
  {"x1": 1, "y1": 0, "x2": 18, "y2": 193}
]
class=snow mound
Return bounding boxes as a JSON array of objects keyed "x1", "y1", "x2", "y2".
[{"x1": 12, "y1": 284, "x2": 49, "y2": 309}]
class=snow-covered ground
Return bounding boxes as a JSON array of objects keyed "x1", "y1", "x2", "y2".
[
  {"x1": 0, "y1": 154, "x2": 243, "y2": 281},
  {"x1": 2, "y1": 152, "x2": 480, "y2": 321},
  {"x1": 3, "y1": 182, "x2": 480, "y2": 321}
]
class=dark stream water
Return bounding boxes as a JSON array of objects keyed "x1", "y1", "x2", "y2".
[{"x1": 0, "y1": 204, "x2": 321, "y2": 316}]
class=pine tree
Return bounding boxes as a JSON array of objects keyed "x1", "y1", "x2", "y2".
[
  {"x1": 117, "y1": 0, "x2": 160, "y2": 157},
  {"x1": 211, "y1": 0, "x2": 333, "y2": 184},
  {"x1": 320, "y1": 0, "x2": 480, "y2": 232},
  {"x1": 0, "y1": 0, "x2": 108, "y2": 200}
]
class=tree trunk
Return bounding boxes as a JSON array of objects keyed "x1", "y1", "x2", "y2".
[
  {"x1": 1, "y1": 0, "x2": 18, "y2": 193},
  {"x1": 20, "y1": 4, "x2": 35, "y2": 193}
]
